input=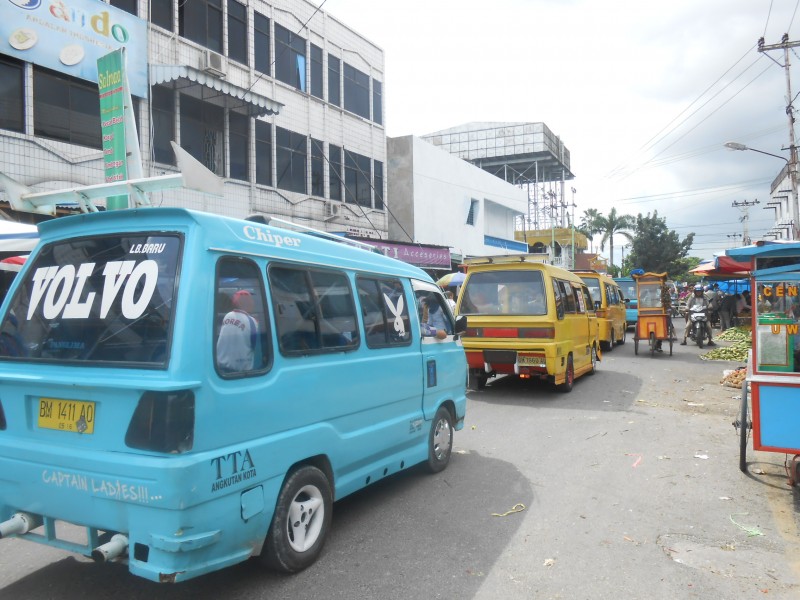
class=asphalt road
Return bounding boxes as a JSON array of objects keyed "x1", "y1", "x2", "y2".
[{"x1": 1, "y1": 336, "x2": 799, "y2": 599}]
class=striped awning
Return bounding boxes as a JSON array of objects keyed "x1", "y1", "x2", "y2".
[{"x1": 150, "y1": 65, "x2": 283, "y2": 117}]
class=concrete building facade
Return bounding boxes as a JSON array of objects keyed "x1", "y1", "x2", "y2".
[
  {"x1": 0, "y1": 0, "x2": 387, "y2": 235},
  {"x1": 387, "y1": 135, "x2": 528, "y2": 261}
]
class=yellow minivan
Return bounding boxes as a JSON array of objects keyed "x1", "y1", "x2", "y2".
[
  {"x1": 457, "y1": 256, "x2": 600, "y2": 392},
  {"x1": 573, "y1": 270, "x2": 627, "y2": 351}
]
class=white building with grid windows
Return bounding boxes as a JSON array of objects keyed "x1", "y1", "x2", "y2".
[{"x1": 0, "y1": 0, "x2": 387, "y2": 235}]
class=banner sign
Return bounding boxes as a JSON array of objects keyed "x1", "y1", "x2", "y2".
[
  {"x1": 1, "y1": 0, "x2": 148, "y2": 98},
  {"x1": 97, "y1": 49, "x2": 127, "y2": 209},
  {"x1": 356, "y1": 239, "x2": 452, "y2": 268}
]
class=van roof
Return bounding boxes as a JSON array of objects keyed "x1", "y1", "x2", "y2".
[
  {"x1": 463, "y1": 258, "x2": 586, "y2": 283},
  {"x1": 35, "y1": 208, "x2": 431, "y2": 281},
  {"x1": 573, "y1": 270, "x2": 618, "y2": 282},
  {"x1": 463, "y1": 254, "x2": 550, "y2": 266}
]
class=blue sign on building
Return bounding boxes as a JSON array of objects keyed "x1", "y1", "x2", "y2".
[{"x1": 1, "y1": 0, "x2": 148, "y2": 98}]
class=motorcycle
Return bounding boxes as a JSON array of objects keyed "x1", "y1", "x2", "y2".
[{"x1": 688, "y1": 304, "x2": 709, "y2": 348}]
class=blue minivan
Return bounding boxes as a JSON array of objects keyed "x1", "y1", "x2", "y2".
[
  {"x1": 0, "y1": 208, "x2": 467, "y2": 582},
  {"x1": 614, "y1": 276, "x2": 638, "y2": 328}
]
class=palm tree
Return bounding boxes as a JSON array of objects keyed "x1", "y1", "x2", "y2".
[
  {"x1": 595, "y1": 208, "x2": 635, "y2": 268},
  {"x1": 579, "y1": 208, "x2": 603, "y2": 252}
]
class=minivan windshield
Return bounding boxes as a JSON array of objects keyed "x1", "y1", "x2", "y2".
[
  {"x1": 460, "y1": 270, "x2": 547, "y2": 315},
  {"x1": 0, "y1": 233, "x2": 181, "y2": 367}
]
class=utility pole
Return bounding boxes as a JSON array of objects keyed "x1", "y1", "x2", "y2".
[
  {"x1": 758, "y1": 34, "x2": 800, "y2": 239},
  {"x1": 727, "y1": 232, "x2": 743, "y2": 247},
  {"x1": 732, "y1": 199, "x2": 759, "y2": 244},
  {"x1": 570, "y1": 187, "x2": 576, "y2": 269}
]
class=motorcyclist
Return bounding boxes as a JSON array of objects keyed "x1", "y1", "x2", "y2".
[{"x1": 680, "y1": 284, "x2": 715, "y2": 346}]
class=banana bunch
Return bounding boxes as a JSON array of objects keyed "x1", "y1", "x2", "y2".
[
  {"x1": 700, "y1": 341, "x2": 750, "y2": 362},
  {"x1": 715, "y1": 327, "x2": 752, "y2": 344}
]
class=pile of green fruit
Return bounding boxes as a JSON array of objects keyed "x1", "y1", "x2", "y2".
[
  {"x1": 715, "y1": 327, "x2": 751, "y2": 343},
  {"x1": 700, "y1": 327, "x2": 752, "y2": 362}
]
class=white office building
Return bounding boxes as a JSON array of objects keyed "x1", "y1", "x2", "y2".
[
  {"x1": 387, "y1": 135, "x2": 529, "y2": 260},
  {"x1": 0, "y1": 0, "x2": 386, "y2": 234}
]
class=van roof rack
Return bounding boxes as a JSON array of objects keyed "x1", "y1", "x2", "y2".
[
  {"x1": 249, "y1": 215, "x2": 382, "y2": 254},
  {"x1": 462, "y1": 254, "x2": 550, "y2": 266}
]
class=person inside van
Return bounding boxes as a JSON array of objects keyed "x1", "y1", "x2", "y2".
[
  {"x1": 216, "y1": 289, "x2": 260, "y2": 372},
  {"x1": 419, "y1": 295, "x2": 450, "y2": 339}
]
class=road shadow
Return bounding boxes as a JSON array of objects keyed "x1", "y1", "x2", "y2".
[
  {"x1": 0, "y1": 451, "x2": 532, "y2": 600},
  {"x1": 468, "y1": 368, "x2": 644, "y2": 412}
]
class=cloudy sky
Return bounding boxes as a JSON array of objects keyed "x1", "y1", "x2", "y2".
[{"x1": 322, "y1": 0, "x2": 799, "y2": 265}]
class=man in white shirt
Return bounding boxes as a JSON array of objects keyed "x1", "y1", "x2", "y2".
[{"x1": 217, "y1": 290, "x2": 259, "y2": 372}]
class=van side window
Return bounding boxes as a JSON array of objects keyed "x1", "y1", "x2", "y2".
[
  {"x1": 414, "y1": 288, "x2": 454, "y2": 336},
  {"x1": 552, "y1": 279, "x2": 564, "y2": 320},
  {"x1": 357, "y1": 277, "x2": 412, "y2": 347},
  {"x1": 270, "y1": 265, "x2": 359, "y2": 355},
  {"x1": 214, "y1": 258, "x2": 271, "y2": 377},
  {"x1": 558, "y1": 280, "x2": 577, "y2": 313},
  {"x1": 579, "y1": 286, "x2": 593, "y2": 313}
]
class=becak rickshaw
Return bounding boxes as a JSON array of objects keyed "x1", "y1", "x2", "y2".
[
  {"x1": 727, "y1": 241, "x2": 800, "y2": 476},
  {"x1": 632, "y1": 271, "x2": 676, "y2": 356}
]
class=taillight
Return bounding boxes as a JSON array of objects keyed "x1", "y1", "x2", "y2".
[
  {"x1": 465, "y1": 327, "x2": 554, "y2": 338},
  {"x1": 125, "y1": 390, "x2": 195, "y2": 453},
  {"x1": 519, "y1": 327, "x2": 555, "y2": 338},
  {"x1": 482, "y1": 328, "x2": 519, "y2": 338}
]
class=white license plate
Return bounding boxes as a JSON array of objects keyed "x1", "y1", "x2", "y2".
[{"x1": 518, "y1": 355, "x2": 545, "y2": 367}]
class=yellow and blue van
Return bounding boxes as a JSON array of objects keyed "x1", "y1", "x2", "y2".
[
  {"x1": 0, "y1": 208, "x2": 467, "y2": 582},
  {"x1": 573, "y1": 270, "x2": 627, "y2": 351},
  {"x1": 456, "y1": 256, "x2": 600, "y2": 392}
]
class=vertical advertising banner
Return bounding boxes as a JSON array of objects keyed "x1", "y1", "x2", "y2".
[{"x1": 97, "y1": 49, "x2": 127, "y2": 210}]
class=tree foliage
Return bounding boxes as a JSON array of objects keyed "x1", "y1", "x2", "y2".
[
  {"x1": 578, "y1": 208, "x2": 603, "y2": 250},
  {"x1": 626, "y1": 211, "x2": 694, "y2": 277},
  {"x1": 595, "y1": 207, "x2": 635, "y2": 268}
]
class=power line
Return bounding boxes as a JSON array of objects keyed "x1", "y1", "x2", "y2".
[
  {"x1": 606, "y1": 45, "x2": 761, "y2": 179},
  {"x1": 614, "y1": 62, "x2": 773, "y2": 181}
]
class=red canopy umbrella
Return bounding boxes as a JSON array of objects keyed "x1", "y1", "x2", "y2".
[
  {"x1": 0, "y1": 255, "x2": 27, "y2": 272},
  {"x1": 689, "y1": 255, "x2": 750, "y2": 278}
]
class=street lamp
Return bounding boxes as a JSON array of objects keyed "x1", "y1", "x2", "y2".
[{"x1": 724, "y1": 141, "x2": 799, "y2": 240}]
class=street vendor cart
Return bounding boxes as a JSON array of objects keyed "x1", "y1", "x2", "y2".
[
  {"x1": 632, "y1": 272, "x2": 676, "y2": 356},
  {"x1": 727, "y1": 241, "x2": 800, "y2": 476}
]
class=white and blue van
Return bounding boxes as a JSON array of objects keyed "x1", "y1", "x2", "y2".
[{"x1": 0, "y1": 207, "x2": 467, "y2": 582}]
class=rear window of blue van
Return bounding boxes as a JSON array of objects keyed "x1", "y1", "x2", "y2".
[{"x1": 0, "y1": 233, "x2": 181, "y2": 367}]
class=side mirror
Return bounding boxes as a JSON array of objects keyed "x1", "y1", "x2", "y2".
[{"x1": 624, "y1": 298, "x2": 630, "y2": 306}]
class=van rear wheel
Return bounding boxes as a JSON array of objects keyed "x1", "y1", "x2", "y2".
[
  {"x1": 262, "y1": 465, "x2": 332, "y2": 573},
  {"x1": 556, "y1": 354, "x2": 574, "y2": 393},
  {"x1": 468, "y1": 370, "x2": 487, "y2": 390},
  {"x1": 426, "y1": 406, "x2": 454, "y2": 473}
]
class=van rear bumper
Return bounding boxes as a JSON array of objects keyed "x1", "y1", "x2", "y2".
[{"x1": 0, "y1": 443, "x2": 276, "y2": 583}]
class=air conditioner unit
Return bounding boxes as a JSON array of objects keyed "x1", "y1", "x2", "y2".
[
  {"x1": 325, "y1": 201, "x2": 340, "y2": 218},
  {"x1": 201, "y1": 49, "x2": 227, "y2": 78}
]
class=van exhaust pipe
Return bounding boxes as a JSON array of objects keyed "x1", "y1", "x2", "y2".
[
  {"x1": 0, "y1": 512, "x2": 42, "y2": 539},
  {"x1": 92, "y1": 534, "x2": 129, "y2": 563}
]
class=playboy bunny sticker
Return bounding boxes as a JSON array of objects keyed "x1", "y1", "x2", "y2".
[{"x1": 383, "y1": 293, "x2": 407, "y2": 336}]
